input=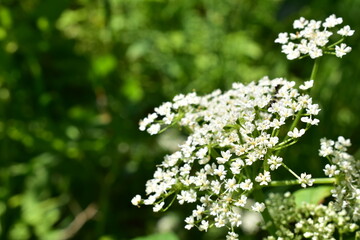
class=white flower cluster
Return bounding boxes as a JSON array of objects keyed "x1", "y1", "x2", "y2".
[
  {"x1": 275, "y1": 14, "x2": 354, "y2": 60},
  {"x1": 265, "y1": 192, "x2": 359, "y2": 240},
  {"x1": 320, "y1": 137, "x2": 360, "y2": 221},
  {"x1": 132, "y1": 76, "x2": 321, "y2": 239}
]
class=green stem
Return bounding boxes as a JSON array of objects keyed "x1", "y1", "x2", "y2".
[
  {"x1": 281, "y1": 162, "x2": 300, "y2": 179},
  {"x1": 253, "y1": 189, "x2": 276, "y2": 235},
  {"x1": 310, "y1": 58, "x2": 319, "y2": 81},
  {"x1": 162, "y1": 193, "x2": 178, "y2": 212},
  {"x1": 327, "y1": 38, "x2": 344, "y2": 48},
  {"x1": 269, "y1": 177, "x2": 335, "y2": 187},
  {"x1": 275, "y1": 58, "x2": 320, "y2": 156}
]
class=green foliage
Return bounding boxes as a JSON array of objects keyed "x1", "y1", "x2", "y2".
[
  {"x1": 0, "y1": 0, "x2": 359, "y2": 239},
  {"x1": 293, "y1": 186, "x2": 332, "y2": 206},
  {"x1": 131, "y1": 232, "x2": 179, "y2": 240}
]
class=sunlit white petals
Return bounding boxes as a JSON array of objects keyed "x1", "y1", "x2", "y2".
[
  {"x1": 293, "y1": 17, "x2": 309, "y2": 29},
  {"x1": 299, "y1": 173, "x2": 314, "y2": 188},
  {"x1": 275, "y1": 32, "x2": 289, "y2": 44},
  {"x1": 335, "y1": 43, "x2": 352, "y2": 58},
  {"x1": 198, "y1": 220, "x2": 209, "y2": 232},
  {"x1": 323, "y1": 14, "x2": 343, "y2": 28},
  {"x1": 147, "y1": 123, "x2": 161, "y2": 135},
  {"x1": 134, "y1": 76, "x2": 321, "y2": 236},
  {"x1": 226, "y1": 231, "x2": 239, "y2": 240},
  {"x1": 268, "y1": 155, "x2": 283, "y2": 170},
  {"x1": 153, "y1": 202, "x2": 164, "y2": 212},
  {"x1": 131, "y1": 195, "x2": 142, "y2": 206},
  {"x1": 337, "y1": 25, "x2": 355, "y2": 36},
  {"x1": 252, "y1": 202, "x2": 266, "y2": 212},
  {"x1": 301, "y1": 116, "x2": 320, "y2": 125},
  {"x1": 240, "y1": 179, "x2": 253, "y2": 191},
  {"x1": 276, "y1": 14, "x2": 354, "y2": 60},
  {"x1": 234, "y1": 195, "x2": 248, "y2": 207},
  {"x1": 216, "y1": 150, "x2": 232, "y2": 164},
  {"x1": 288, "y1": 128, "x2": 305, "y2": 138},
  {"x1": 255, "y1": 171, "x2": 271, "y2": 185},
  {"x1": 299, "y1": 80, "x2": 314, "y2": 90},
  {"x1": 324, "y1": 164, "x2": 340, "y2": 177}
]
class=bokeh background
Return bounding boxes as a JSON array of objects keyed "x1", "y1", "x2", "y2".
[{"x1": 0, "y1": 0, "x2": 359, "y2": 239}]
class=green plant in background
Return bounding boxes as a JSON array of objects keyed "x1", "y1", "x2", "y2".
[
  {"x1": 1, "y1": 0, "x2": 360, "y2": 239},
  {"x1": 133, "y1": 14, "x2": 359, "y2": 240}
]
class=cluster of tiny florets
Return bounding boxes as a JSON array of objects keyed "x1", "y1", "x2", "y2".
[
  {"x1": 264, "y1": 192, "x2": 359, "y2": 240},
  {"x1": 320, "y1": 137, "x2": 360, "y2": 221},
  {"x1": 275, "y1": 14, "x2": 354, "y2": 60},
  {"x1": 132, "y1": 76, "x2": 320, "y2": 239}
]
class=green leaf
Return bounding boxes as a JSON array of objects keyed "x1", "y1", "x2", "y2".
[
  {"x1": 92, "y1": 54, "x2": 117, "y2": 77},
  {"x1": 293, "y1": 186, "x2": 333, "y2": 206},
  {"x1": 131, "y1": 232, "x2": 179, "y2": 240}
]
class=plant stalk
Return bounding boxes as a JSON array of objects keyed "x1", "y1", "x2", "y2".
[{"x1": 269, "y1": 177, "x2": 335, "y2": 187}]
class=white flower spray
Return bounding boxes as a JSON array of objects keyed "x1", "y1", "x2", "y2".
[
  {"x1": 132, "y1": 14, "x2": 357, "y2": 240},
  {"x1": 275, "y1": 14, "x2": 354, "y2": 60}
]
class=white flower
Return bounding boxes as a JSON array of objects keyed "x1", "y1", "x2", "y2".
[
  {"x1": 309, "y1": 46, "x2": 323, "y2": 59},
  {"x1": 230, "y1": 159, "x2": 244, "y2": 174},
  {"x1": 177, "y1": 190, "x2": 197, "y2": 204},
  {"x1": 144, "y1": 195, "x2": 157, "y2": 205},
  {"x1": 299, "y1": 80, "x2": 314, "y2": 90},
  {"x1": 184, "y1": 216, "x2": 195, "y2": 230},
  {"x1": 303, "y1": 232, "x2": 313, "y2": 238},
  {"x1": 323, "y1": 164, "x2": 340, "y2": 177},
  {"x1": 255, "y1": 171, "x2": 271, "y2": 185},
  {"x1": 196, "y1": 147, "x2": 208, "y2": 159},
  {"x1": 216, "y1": 150, "x2": 232, "y2": 164},
  {"x1": 293, "y1": 17, "x2": 309, "y2": 29},
  {"x1": 214, "y1": 214, "x2": 226, "y2": 228},
  {"x1": 287, "y1": 49, "x2": 301, "y2": 60},
  {"x1": 234, "y1": 195, "x2": 248, "y2": 207},
  {"x1": 301, "y1": 116, "x2": 320, "y2": 125},
  {"x1": 275, "y1": 32, "x2": 289, "y2": 44},
  {"x1": 306, "y1": 103, "x2": 321, "y2": 115},
  {"x1": 153, "y1": 202, "x2": 164, "y2": 212},
  {"x1": 337, "y1": 25, "x2": 355, "y2": 36},
  {"x1": 268, "y1": 155, "x2": 283, "y2": 170},
  {"x1": 337, "y1": 136, "x2": 351, "y2": 147},
  {"x1": 319, "y1": 138, "x2": 335, "y2": 157},
  {"x1": 139, "y1": 113, "x2": 158, "y2": 131},
  {"x1": 147, "y1": 123, "x2": 161, "y2": 135},
  {"x1": 229, "y1": 212, "x2": 242, "y2": 227},
  {"x1": 252, "y1": 202, "x2": 266, "y2": 212},
  {"x1": 199, "y1": 220, "x2": 209, "y2": 232},
  {"x1": 226, "y1": 231, "x2": 239, "y2": 240},
  {"x1": 288, "y1": 128, "x2": 305, "y2": 138},
  {"x1": 335, "y1": 43, "x2": 352, "y2": 58},
  {"x1": 155, "y1": 102, "x2": 172, "y2": 116},
  {"x1": 323, "y1": 14, "x2": 343, "y2": 28},
  {"x1": 213, "y1": 165, "x2": 227, "y2": 180},
  {"x1": 276, "y1": 14, "x2": 353, "y2": 60},
  {"x1": 299, "y1": 173, "x2": 314, "y2": 188},
  {"x1": 131, "y1": 195, "x2": 142, "y2": 206},
  {"x1": 225, "y1": 178, "x2": 239, "y2": 192},
  {"x1": 135, "y1": 77, "x2": 322, "y2": 237},
  {"x1": 240, "y1": 179, "x2": 253, "y2": 191}
]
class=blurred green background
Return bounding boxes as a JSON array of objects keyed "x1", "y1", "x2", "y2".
[{"x1": 0, "y1": 0, "x2": 359, "y2": 239}]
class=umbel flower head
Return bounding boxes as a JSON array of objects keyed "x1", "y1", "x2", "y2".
[
  {"x1": 320, "y1": 137, "x2": 360, "y2": 221},
  {"x1": 275, "y1": 14, "x2": 354, "y2": 60},
  {"x1": 264, "y1": 192, "x2": 359, "y2": 239},
  {"x1": 132, "y1": 76, "x2": 320, "y2": 238}
]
